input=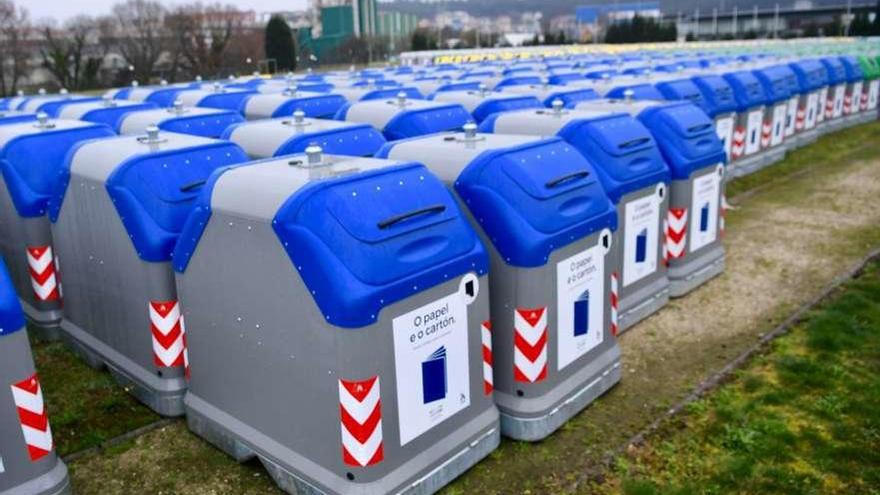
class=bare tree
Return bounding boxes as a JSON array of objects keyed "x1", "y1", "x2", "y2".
[
  {"x1": 109, "y1": 0, "x2": 167, "y2": 83},
  {"x1": 0, "y1": 0, "x2": 32, "y2": 96},
  {"x1": 166, "y1": 3, "x2": 253, "y2": 80},
  {"x1": 40, "y1": 16, "x2": 106, "y2": 90}
]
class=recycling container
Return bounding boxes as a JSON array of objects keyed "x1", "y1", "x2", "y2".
[
  {"x1": 857, "y1": 55, "x2": 880, "y2": 117},
  {"x1": 173, "y1": 85, "x2": 258, "y2": 112},
  {"x1": 405, "y1": 78, "x2": 479, "y2": 99},
  {"x1": 224, "y1": 111, "x2": 387, "y2": 158},
  {"x1": 479, "y1": 103, "x2": 671, "y2": 332},
  {"x1": 57, "y1": 96, "x2": 157, "y2": 129},
  {"x1": 788, "y1": 59, "x2": 827, "y2": 146},
  {"x1": 240, "y1": 87, "x2": 347, "y2": 120},
  {"x1": 116, "y1": 102, "x2": 245, "y2": 138},
  {"x1": 654, "y1": 77, "x2": 707, "y2": 110},
  {"x1": 819, "y1": 57, "x2": 847, "y2": 132},
  {"x1": 752, "y1": 65, "x2": 791, "y2": 165},
  {"x1": 691, "y1": 75, "x2": 739, "y2": 162},
  {"x1": 122, "y1": 82, "x2": 202, "y2": 107},
  {"x1": 0, "y1": 260, "x2": 70, "y2": 495},
  {"x1": 722, "y1": 70, "x2": 768, "y2": 177},
  {"x1": 335, "y1": 94, "x2": 471, "y2": 141},
  {"x1": 575, "y1": 98, "x2": 727, "y2": 297},
  {"x1": 502, "y1": 82, "x2": 599, "y2": 108},
  {"x1": 773, "y1": 64, "x2": 802, "y2": 144},
  {"x1": 377, "y1": 127, "x2": 621, "y2": 441},
  {"x1": 47, "y1": 128, "x2": 250, "y2": 416},
  {"x1": 172, "y1": 148, "x2": 499, "y2": 494},
  {"x1": 430, "y1": 86, "x2": 543, "y2": 123},
  {"x1": 839, "y1": 56, "x2": 868, "y2": 126},
  {"x1": 0, "y1": 116, "x2": 115, "y2": 339},
  {"x1": 19, "y1": 95, "x2": 100, "y2": 117}
]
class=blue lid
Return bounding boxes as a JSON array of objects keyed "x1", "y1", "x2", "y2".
[
  {"x1": 222, "y1": 121, "x2": 387, "y2": 157},
  {"x1": 50, "y1": 137, "x2": 250, "y2": 262},
  {"x1": 0, "y1": 258, "x2": 25, "y2": 336},
  {"x1": 337, "y1": 102, "x2": 471, "y2": 141},
  {"x1": 351, "y1": 79, "x2": 400, "y2": 88},
  {"x1": 555, "y1": 113, "x2": 671, "y2": 203},
  {"x1": 838, "y1": 56, "x2": 864, "y2": 83},
  {"x1": 691, "y1": 75, "x2": 737, "y2": 116},
  {"x1": 0, "y1": 112, "x2": 37, "y2": 125},
  {"x1": 493, "y1": 75, "x2": 542, "y2": 89},
  {"x1": 296, "y1": 82, "x2": 336, "y2": 93},
  {"x1": 1, "y1": 122, "x2": 116, "y2": 218},
  {"x1": 80, "y1": 102, "x2": 158, "y2": 129},
  {"x1": 152, "y1": 110, "x2": 245, "y2": 138},
  {"x1": 722, "y1": 71, "x2": 767, "y2": 110},
  {"x1": 357, "y1": 87, "x2": 424, "y2": 101},
  {"x1": 243, "y1": 93, "x2": 347, "y2": 119},
  {"x1": 585, "y1": 69, "x2": 619, "y2": 79},
  {"x1": 432, "y1": 81, "x2": 481, "y2": 95},
  {"x1": 655, "y1": 78, "x2": 707, "y2": 111},
  {"x1": 195, "y1": 90, "x2": 258, "y2": 111},
  {"x1": 39, "y1": 97, "x2": 102, "y2": 117},
  {"x1": 472, "y1": 95, "x2": 543, "y2": 123},
  {"x1": 541, "y1": 87, "x2": 599, "y2": 108},
  {"x1": 606, "y1": 84, "x2": 666, "y2": 101},
  {"x1": 789, "y1": 59, "x2": 828, "y2": 91},
  {"x1": 454, "y1": 137, "x2": 616, "y2": 267},
  {"x1": 113, "y1": 87, "x2": 135, "y2": 100},
  {"x1": 637, "y1": 102, "x2": 726, "y2": 180},
  {"x1": 819, "y1": 57, "x2": 847, "y2": 85},
  {"x1": 548, "y1": 72, "x2": 586, "y2": 85},
  {"x1": 144, "y1": 88, "x2": 190, "y2": 107},
  {"x1": 753, "y1": 65, "x2": 792, "y2": 103}
]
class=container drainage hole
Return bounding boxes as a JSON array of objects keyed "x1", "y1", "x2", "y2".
[
  {"x1": 346, "y1": 472, "x2": 355, "y2": 481},
  {"x1": 516, "y1": 390, "x2": 524, "y2": 397}
]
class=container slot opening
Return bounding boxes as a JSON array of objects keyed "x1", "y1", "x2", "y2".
[
  {"x1": 377, "y1": 204, "x2": 446, "y2": 229},
  {"x1": 545, "y1": 170, "x2": 590, "y2": 188}
]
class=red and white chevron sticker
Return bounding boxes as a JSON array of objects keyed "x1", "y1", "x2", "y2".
[
  {"x1": 513, "y1": 307, "x2": 547, "y2": 383},
  {"x1": 760, "y1": 121, "x2": 772, "y2": 148},
  {"x1": 795, "y1": 108, "x2": 805, "y2": 130},
  {"x1": 844, "y1": 94, "x2": 852, "y2": 114},
  {"x1": 720, "y1": 194, "x2": 728, "y2": 237},
  {"x1": 481, "y1": 321, "x2": 493, "y2": 395},
  {"x1": 825, "y1": 97, "x2": 834, "y2": 118},
  {"x1": 26, "y1": 246, "x2": 60, "y2": 303},
  {"x1": 149, "y1": 301, "x2": 187, "y2": 368},
  {"x1": 338, "y1": 376, "x2": 383, "y2": 467},
  {"x1": 10, "y1": 373, "x2": 53, "y2": 462},
  {"x1": 610, "y1": 272, "x2": 619, "y2": 337},
  {"x1": 666, "y1": 208, "x2": 688, "y2": 260},
  {"x1": 731, "y1": 127, "x2": 745, "y2": 158}
]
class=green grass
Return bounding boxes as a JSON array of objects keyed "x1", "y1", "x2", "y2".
[
  {"x1": 29, "y1": 332, "x2": 159, "y2": 456},
  {"x1": 609, "y1": 260, "x2": 880, "y2": 495}
]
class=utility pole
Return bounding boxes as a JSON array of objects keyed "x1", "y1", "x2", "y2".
[
  {"x1": 712, "y1": 8, "x2": 718, "y2": 39},
  {"x1": 845, "y1": 0, "x2": 852, "y2": 36},
  {"x1": 695, "y1": 8, "x2": 700, "y2": 39},
  {"x1": 733, "y1": 6, "x2": 738, "y2": 38},
  {"x1": 773, "y1": 4, "x2": 780, "y2": 39}
]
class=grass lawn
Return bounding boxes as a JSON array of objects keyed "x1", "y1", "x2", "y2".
[{"x1": 606, "y1": 259, "x2": 880, "y2": 495}]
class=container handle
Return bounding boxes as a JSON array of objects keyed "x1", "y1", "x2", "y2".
[
  {"x1": 687, "y1": 123, "x2": 713, "y2": 133},
  {"x1": 378, "y1": 204, "x2": 446, "y2": 229},
  {"x1": 618, "y1": 137, "x2": 651, "y2": 149},
  {"x1": 545, "y1": 170, "x2": 590, "y2": 189},
  {"x1": 179, "y1": 180, "x2": 207, "y2": 192}
]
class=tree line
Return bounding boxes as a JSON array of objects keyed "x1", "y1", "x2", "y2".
[{"x1": 0, "y1": 0, "x2": 300, "y2": 96}]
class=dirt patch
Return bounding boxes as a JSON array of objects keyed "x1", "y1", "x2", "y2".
[{"x1": 66, "y1": 124, "x2": 880, "y2": 494}]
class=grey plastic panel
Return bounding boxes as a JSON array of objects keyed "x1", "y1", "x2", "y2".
[{"x1": 118, "y1": 107, "x2": 225, "y2": 135}]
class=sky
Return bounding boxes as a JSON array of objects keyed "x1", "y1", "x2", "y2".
[{"x1": 25, "y1": 0, "x2": 309, "y2": 23}]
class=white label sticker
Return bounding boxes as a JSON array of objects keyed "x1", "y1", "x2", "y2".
[
  {"x1": 392, "y1": 289, "x2": 470, "y2": 446},
  {"x1": 785, "y1": 97, "x2": 799, "y2": 136},
  {"x1": 0, "y1": 454, "x2": 4, "y2": 473},
  {"x1": 833, "y1": 85, "x2": 846, "y2": 117},
  {"x1": 869, "y1": 81, "x2": 879, "y2": 109},
  {"x1": 556, "y1": 240, "x2": 606, "y2": 371},
  {"x1": 689, "y1": 166, "x2": 722, "y2": 253},
  {"x1": 806, "y1": 92, "x2": 819, "y2": 128},
  {"x1": 852, "y1": 82, "x2": 863, "y2": 112},
  {"x1": 622, "y1": 192, "x2": 660, "y2": 287},
  {"x1": 745, "y1": 110, "x2": 764, "y2": 155},
  {"x1": 771, "y1": 104, "x2": 787, "y2": 146},
  {"x1": 715, "y1": 116, "x2": 734, "y2": 160},
  {"x1": 817, "y1": 87, "x2": 829, "y2": 122}
]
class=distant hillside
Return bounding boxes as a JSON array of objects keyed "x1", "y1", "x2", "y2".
[{"x1": 378, "y1": 0, "x2": 875, "y2": 19}]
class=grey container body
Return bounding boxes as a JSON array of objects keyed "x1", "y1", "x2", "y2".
[
  {"x1": 713, "y1": 112, "x2": 737, "y2": 164},
  {"x1": 177, "y1": 196, "x2": 499, "y2": 495},
  {"x1": 0, "y1": 180, "x2": 63, "y2": 339},
  {"x1": 0, "y1": 330, "x2": 70, "y2": 495},
  {"x1": 728, "y1": 105, "x2": 766, "y2": 178},
  {"x1": 613, "y1": 185, "x2": 670, "y2": 333},
  {"x1": 793, "y1": 90, "x2": 822, "y2": 147},
  {"x1": 50, "y1": 166, "x2": 186, "y2": 417},
  {"x1": 666, "y1": 164, "x2": 726, "y2": 297}
]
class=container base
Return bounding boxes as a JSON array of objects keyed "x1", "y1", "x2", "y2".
[
  {"x1": 728, "y1": 153, "x2": 765, "y2": 178},
  {"x1": 761, "y1": 146, "x2": 786, "y2": 169},
  {"x1": 668, "y1": 246, "x2": 725, "y2": 298},
  {"x1": 618, "y1": 276, "x2": 670, "y2": 334},
  {"x1": 497, "y1": 347, "x2": 621, "y2": 441},
  {"x1": 18, "y1": 298, "x2": 62, "y2": 341},
  {"x1": 59, "y1": 319, "x2": 186, "y2": 417},
  {"x1": 0, "y1": 456, "x2": 70, "y2": 495},
  {"x1": 794, "y1": 128, "x2": 819, "y2": 148},
  {"x1": 185, "y1": 393, "x2": 500, "y2": 495}
]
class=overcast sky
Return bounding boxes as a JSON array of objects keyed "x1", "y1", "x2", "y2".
[{"x1": 26, "y1": 0, "x2": 310, "y2": 23}]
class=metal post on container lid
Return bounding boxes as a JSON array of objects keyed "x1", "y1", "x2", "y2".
[
  {"x1": 396, "y1": 91, "x2": 408, "y2": 108},
  {"x1": 293, "y1": 109, "x2": 306, "y2": 127},
  {"x1": 195, "y1": 75, "x2": 202, "y2": 82},
  {"x1": 623, "y1": 89, "x2": 635, "y2": 103},
  {"x1": 551, "y1": 98, "x2": 565, "y2": 115},
  {"x1": 132, "y1": 80, "x2": 139, "y2": 87},
  {"x1": 463, "y1": 121, "x2": 478, "y2": 140},
  {"x1": 59, "y1": 88, "x2": 69, "y2": 95},
  {"x1": 145, "y1": 125, "x2": 161, "y2": 143},
  {"x1": 213, "y1": 81, "x2": 223, "y2": 93},
  {"x1": 102, "y1": 94, "x2": 117, "y2": 107},
  {"x1": 171, "y1": 99, "x2": 185, "y2": 114},
  {"x1": 160, "y1": 79, "x2": 168, "y2": 86},
  {"x1": 252, "y1": 71, "x2": 260, "y2": 77},
  {"x1": 304, "y1": 142, "x2": 325, "y2": 180},
  {"x1": 35, "y1": 112, "x2": 52, "y2": 129},
  {"x1": 16, "y1": 89, "x2": 23, "y2": 96},
  {"x1": 38, "y1": 88, "x2": 46, "y2": 95},
  {"x1": 285, "y1": 82, "x2": 298, "y2": 96},
  {"x1": 541, "y1": 77, "x2": 550, "y2": 90},
  {"x1": 478, "y1": 83, "x2": 489, "y2": 97}
]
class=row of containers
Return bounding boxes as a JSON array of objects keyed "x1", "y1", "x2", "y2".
[{"x1": 1, "y1": 48, "x2": 878, "y2": 495}]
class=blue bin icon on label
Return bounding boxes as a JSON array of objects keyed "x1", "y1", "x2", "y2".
[
  {"x1": 422, "y1": 346, "x2": 448, "y2": 404},
  {"x1": 574, "y1": 290, "x2": 590, "y2": 337},
  {"x1": 700, "y1": 202, "x2": 710, "y2": 232},
  {"x1": 635, "y1": 228, "x2": 648, "y2": 263}
]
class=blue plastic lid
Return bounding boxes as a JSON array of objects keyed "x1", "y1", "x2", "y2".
[
  {"x1": 472, "y1": 95, "x2": 543, "y2": 123},
  {"x1": 548, "y1": 72, "x2": 587, "y2": 85},
  {"x1": 638, "y1": 101, "x2": 726, "y2": 180},
  {"x1": 838, "y1": 56, "x2": 864, "y2": 83},
  {"x1": 820, "y1": 57, "x2": 847, "y2": 85},
  {"x1": 789, "y1": 60, "x2": 828, "y2": 91},
  {"x1": 655, "y1": 78, "x2": 707, "y2": 111},
  {"x1": 753, "y1": 65, "x2": 792, "y2": 103},
  {"x1": 338, "y1": 100, "x2": 471, "y2": 141},
  {"x1": 128, "y1": 109, "x2": 245, "y2": 138},
  {"x1": 0, "y1": 121, "x2": 115, "y2": 218},
  {"x1": 0, "y1": 112, "x2": 37, "y2": 126},
  {"x1": 692, "y1": 75, "x2": 738, "y2": 116},
  {"x1": 556, "y1": 113, "x2": 671, "y2": 203},
  {"x1": 722, "y1": 70, "x2": 768, "y2": 110},
  {"x1": 0, "y1": 258, "x2": 25, "y2": 336},
  {"x1": 222, "y1": 120, "x2": 387, "y2": 157},
  {"x1": 356, "y1": 87, "x2": 424, "y2": 101},
  {"x1": 606, "y1": 84, "x2": 666, "y2": 101},
  {"x1": 243, "y1": 93, "x2": 347, "y2": 119},
  {"x1": 493, "y1": 75, "x2": 543, "y2": 89},
  {"x1": 144, "y1": 88, "x2": 190, "y2": 107},
  {"x1": 195, "y1": 90, "x2": 258, "y2": 111},
  {"x1": 80, "y1": 102, "x2": 158, "y2": 129},
  {"x1": 50, "y1": 136, "x2": 250, "y2": 261},
  {"x1": 540, "y1": 87, "x2": 599, "y2": 108},
  {"x1": 39, "y1": 97, "x2": 101, "y2": 117}
]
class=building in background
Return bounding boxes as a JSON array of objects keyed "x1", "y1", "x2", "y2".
[{"x1": 575, "y1": 2, "x2": 661, "y2": 41}]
